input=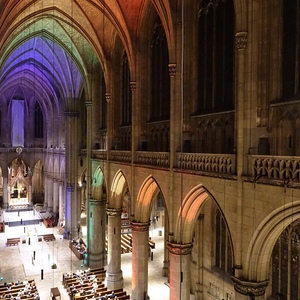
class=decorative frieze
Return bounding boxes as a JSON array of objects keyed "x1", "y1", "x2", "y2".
[
  {"x1": 130, "y1": 221, "x2": 150, "y2": 232},
  {"x1": 89, "y1": 198, "x2": 105, "y2": 206},
  {"x1": 168, "y1": 63, "x2": 176, "y2": 77},
  {"x1": 106, "y1": 207, "x2": 122, "y2": 217},
  {"x1": 167, "y1": 241, "x2": 193, "y2": 255},
  {"x1": 250, "y1": 156, "x2": 300, "y2": 182},
  {"x1": 177, "y1": 153, "x2": 236, "y2": 175},
  {"x1": 85, "y1": 101, "x2": 92, "y2": 108},
  {"x1": 130, "y1": 81, "x2": 136, "y2": 91},
  {"x1": 231, "y1": 276, "x2": 269, "y2": 297},
  {"x1": 235, "y1": 31, "x2": 248, "y2": 50}
]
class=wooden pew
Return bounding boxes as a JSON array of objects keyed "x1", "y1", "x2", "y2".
[
  {"x1": 6, "y1": 237, "x2": 20, "y2": 246},
  {"x1": 43, "y1": 233, "x2": 56, "y2": 241},
  {"x1": 149, "y1": 239, "x2": 155, "y2": 249}
]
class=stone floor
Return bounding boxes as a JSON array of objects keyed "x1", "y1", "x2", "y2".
[{"x1": 0, "y1": 218, "x2": 170, "y2": 299}]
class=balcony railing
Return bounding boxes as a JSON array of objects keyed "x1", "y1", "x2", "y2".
[
  {"x1": 136, "y1": 151, "x2": 170, "y2": 168},
  {"x1": 82, "y1": 150, "x2": 300, "y2": 184},
  {"x1": 249, "y1": 155, "x2": 300, "y2": 182},
  {"x1": 177, "y1": 153, "x2": 236, "y2": 175}
]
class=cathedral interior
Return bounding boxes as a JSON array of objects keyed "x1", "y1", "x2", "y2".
[{"x1": 0, "y1": 0, "x2": 299, "y2": 300}]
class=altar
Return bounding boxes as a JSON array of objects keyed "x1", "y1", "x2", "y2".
[
  {"x1": 9, "y1": 197, "x2": 29, "y2": 205},
  {"x1": 7, "y1": 157, "x2": 32, "y2": 207}
]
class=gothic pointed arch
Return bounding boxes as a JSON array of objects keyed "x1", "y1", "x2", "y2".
[
  {"x1": 92, "y1": 167, "x2": 106, "y2": 201},
  {"x1": 245, "y1": 201, "x2": 300, "y2": 282},
  {"x1": 110, "y1": 170, "x2": 129, "y2": 209},
  {"x1": 174, "y1": 184, "x2": 211, "y2": 243},
  {"x1": 134, "y1": 175, "x2": 165, "y2": 223}
]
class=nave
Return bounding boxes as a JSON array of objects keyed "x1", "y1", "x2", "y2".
[{"x1": 0, "y1": 219, "x2": 171, "y2": 300}]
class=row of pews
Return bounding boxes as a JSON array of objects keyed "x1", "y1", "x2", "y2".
[
  {"x1": 0, "y1": 279, "x2": 40, "y2": 299},
  {"x1": 104, "y1": 234, "x2": 155, "y2": 254},
  {"x1": 104, "y1": 234, "x2": 133, "y2": 254},
  {"x1": 6, "y1": 233, "x2": 56, "y2": 246},
  {"x1": 62, "y1": 267, "x2": 129, "y2": 299}
]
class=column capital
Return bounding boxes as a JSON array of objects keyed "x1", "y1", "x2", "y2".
[
  {"x1": 130, "y1": 81, "x2": 136, "y2": 91},
  {"x1": 130, "y1": 221, "x2": 150, "y2": 232},
  {"x1": 105, "y1": 93, "x2": 111, "y2": 102},
  {"x1": 235, "y1": 31, "x2": 248, "y2": 50},
  {"x1": 231, "y1": 276, "x2": 269, "y2": 297},
  {"x1": 85, "y1": 101, "x2": 92, "y2": 108},
  {"x1": 167, "y1": 241, "x2": 193, "y2": 255},
  {"x1": 168, "y1": 63, "x2": 176, "y2": 77},
  {"x1": 89, "y1": 198, "x2": 106, "y2": 206},
  {"x1": 106, "y1": 207, "x2": 122, "y2": 217}
]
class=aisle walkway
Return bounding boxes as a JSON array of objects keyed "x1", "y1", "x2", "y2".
[{"x1": 0, "y1": 222, "x2": 170, "y2": 300}]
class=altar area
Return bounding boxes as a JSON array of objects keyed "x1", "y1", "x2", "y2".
[
  {"x1": 3, "y1": 207, "x2": 42, "y2": 227},
  {"x1": 9, "y1": 197, "x2": 30, "y2": 206}
]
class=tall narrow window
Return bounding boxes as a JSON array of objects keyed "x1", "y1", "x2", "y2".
[
  {"x1": 11, "y1": 99, "x2": 24, "y2": 147},
  {"x1": 151, "y1": 22, "x2": 170, "y2": 121},
  {"x1": 121, "y1": 52, "x2": 132, "y2": 126},
  {"x1": 271, "y1": 223, "x2": 300, "y2": 299},
  {"x1": 34, "y1": 102, "x2": 44, "y2": 138},
  {"x1": 282, "y1": 0, "x2": 300, "y2": 99},
  {"x1": 215, "y1": 209, "x2": 233, "y2": 275},
  {"x1": 197, "y1": 0, "x2": 235, "y2": 114}
]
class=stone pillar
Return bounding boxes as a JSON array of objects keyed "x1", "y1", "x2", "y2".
[
  {"x1": 44, "y1": 176, "x2": 49, "y2": 209},
  {"x1": 59, "y1": 184, "x2": 64, "y2": 223},
  {"x1": 131, "y1": 221, "x2": 150, "y2": 300},
  {"x1": 194, "y1": 214, "x2": 204, "y2": 299},
  {"x1": 53, "y1": 180, "x2": 59, "y2": 216},
  {"x1": 168, "y1": 242, "x2": 193, "y2": 300},
  {"x1": 63, "y1": 110, "x2": 79, "y2": 239},
  {"x1": 3, "y1": 177, "x2": 8, "y2": 209},
  {"x1": 47, "y1": 176, "x2": 53, "y2": 211},
  {"x1": 231, "y1": 277, "x2": 269, "y2": 300},
  {"x1": 85, "y1": 101, "x2": 92, "y2": 265},
  {"x1": 87, "y1": 197, "x2": 106, "y2": 268},
  {"x1": 64, "y1": 184, "x2": 78, "y2": 239},
  {"x1": 106, "y1": 207, "x2": 123, "y2": 290},
  {"x1": 28, "y1": 185, "x2": 32, "y2": 205},
  {"x1": 235, "y1": 30, "x2": 248, "y2": 278}
]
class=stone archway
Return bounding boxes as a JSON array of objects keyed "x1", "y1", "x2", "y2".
[{"x1": 245, "y1": 201, "x2": 300, "y2": 282}]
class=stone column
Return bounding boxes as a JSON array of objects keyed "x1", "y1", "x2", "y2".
[
  {"x1": 87, "y1": 197, "x2": 106, "y2": 268},
  {"x1": 106, "y1": 207, "x2": 123, "y2": 290},
  {"x1": 58, "y1": 184, "x2": 64, "y2": 223},
  {"x1": 168, "y1": 242, "x2": 193, "y2": 300},
  {"x1": 28, "y1": 185, "x2": 32, "y2": 205},
  {"x1": 63, "y1": 110, "x2": 79, "y2": 239},
  {"x1": 3, "y1": 177, "x2": 8, "y2": 209},
  {"x1": 194, "y1": 214, "x2": 204, "y2": 299},
  {"x1": 131, "y1": 221, "x2": 150, "y2": 300},
  {"x1": 44, "y1": 176, "x2": 49, "y2": 209},
  {"x1": 231, "y1": 277, "x2": 269, "y2": 300},
  {"x1": 85, "y1": 101, "x2": 92, "y2": 265},
  {"x1": 64, "y1": 184, "x2": 78, "y2": 238},
  {"x1": 235, "y1": 30, "x2": 248, "y2": 278},
  {"x1": 47, "y1": 176, "x2": 53, "y2": 211},
  {"x1": 53, "y1": 180, "x2": 59, "y2": 216}
]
